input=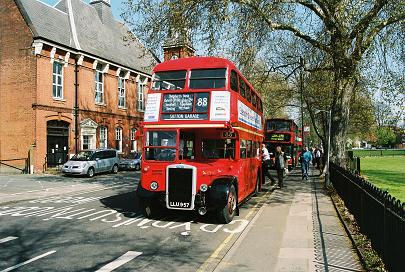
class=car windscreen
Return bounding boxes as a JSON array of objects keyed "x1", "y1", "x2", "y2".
[{"x1": 70, "y1": 151, "x2": 94, "y2": 161}]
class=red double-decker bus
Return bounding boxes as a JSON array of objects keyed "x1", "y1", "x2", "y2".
[
  {"x1": 137, "y1": 57, "x2": 264, "y2": 223},
  {"x1": 264, "y1": 118, "x2": 302, "y2": 170}
]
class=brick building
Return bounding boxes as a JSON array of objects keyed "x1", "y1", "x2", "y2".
[{"x1": 0, "y1": 0, "x2": 158, "y2": 173}]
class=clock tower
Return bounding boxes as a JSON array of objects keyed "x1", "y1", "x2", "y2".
[{"x1": 162, "y1": 29, "x2": 195, "y2": 62}]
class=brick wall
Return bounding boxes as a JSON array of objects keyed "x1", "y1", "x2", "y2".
[
  {"x1": 1, "y1": 0, "x2": 148, "y2": 173},
  {"x1": 0, "y1": 0, "x2": 36, "y2": 173}
]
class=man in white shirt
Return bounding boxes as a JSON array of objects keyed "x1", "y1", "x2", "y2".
[{"x1": 262, "y1": 144, "x2": 275, "y2": 185}]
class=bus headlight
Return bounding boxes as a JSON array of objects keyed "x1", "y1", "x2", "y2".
[
  {"x1": 200, "y1": 184, "x2": 208, "y2": 192},
  {"x1": 150, "y1": 181, "x2": 158, "y2": 190}
]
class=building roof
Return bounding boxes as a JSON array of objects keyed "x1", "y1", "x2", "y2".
[{"x1": 15, "y1": 0, "x2": 158, "y2": 75}]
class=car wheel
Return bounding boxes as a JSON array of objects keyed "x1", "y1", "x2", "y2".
[
  {"x1": 112, "y1": 164, "x2": 118, "y2": 174},
  {"x1": 87, "y1": 167, "x2": 95, "y2": 178},
  {"x1": 135, "y1": 164, "x2": 141, "y2": 171},
  {"x1": 217, "y1": 184, "x2": 237, "y2": 224}
]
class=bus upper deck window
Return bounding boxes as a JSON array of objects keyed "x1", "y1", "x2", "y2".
[
  {"x1": 152, "y1": 70, "x2": 186, "y2": 91},
  {"x1": 189, "y1": 68, "x2": 226, "y2": 89},
  {"x1": 239, "y1": 78, "x2": 246, "y2": 98},
  {"x1": 230, "y1": 70, "x2": 238, "y2": 92}
]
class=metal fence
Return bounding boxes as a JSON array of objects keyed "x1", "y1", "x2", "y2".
[{"x1": 330, "y1": 163, "x2": 405, "y2": 272}]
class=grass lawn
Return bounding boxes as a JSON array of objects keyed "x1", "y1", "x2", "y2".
[{"x1": 361, "y1": 156, "x2": 405, "y2": 202}]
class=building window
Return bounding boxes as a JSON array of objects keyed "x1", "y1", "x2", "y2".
[
  {"x1": 83, "y1": 135, "x2": 91, "y2": 150},
  {"x1": 118, "y1": 72, "x2": 126, "y2": 108},
  {"x1": 52, "y1": 62, "x2": 63, "y2": 99},
  {"x1": 137, "y1": 81, "x2": 145, "y2": 111},
  {"x1": 115, "y1": 127, "x2": 122, "y2": 153},
  {"x1": 95, "y1": 64, "x2": 104, "y2": 104},
  {"x1": 100, "y1": 126, "x2": 107, "y2": 149},
  {"x1": 130, "y1": 128, "x2": 137, "y2": 152}
]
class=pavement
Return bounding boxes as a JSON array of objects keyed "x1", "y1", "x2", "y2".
[
  {"x1": 0, "y1": 169, "x2": 364, "y2": 272},
  {"x1": 214, "y1": 167, "x2": 364, "y2": 272}
]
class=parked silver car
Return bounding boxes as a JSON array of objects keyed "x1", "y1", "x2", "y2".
[
  {"x1": 119, "y1": 152, "x2": 142, "y2": 171},
  {"x1": 62, "y1": 149, "x2": 119, "y2": 177}
]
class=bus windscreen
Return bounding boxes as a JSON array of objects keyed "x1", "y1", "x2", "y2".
[
  {"x1": 189, "y1": 68, "x2": 226, "y2": 89},
  {"x1": 152, "y1": 70, "x2": 186, "y2": 90}
]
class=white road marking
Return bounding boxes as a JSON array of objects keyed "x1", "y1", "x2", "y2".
[
  {"x1": 95, "y1": 251, "x2": 143, "y2": 272},
  {"x1": 0, "y1": 250, "x2": 56, "y2": 272},
  {"x1": 0, "y1": 236, "x2": 18, "y2": 244}
]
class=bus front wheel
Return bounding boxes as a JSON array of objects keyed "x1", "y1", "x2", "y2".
[
  {"x1": 217, "y1": 185, "x2": 237, "y2": 224},
  {"x1": 139, "y1": 199, "x2": 161, "y2": 218}
]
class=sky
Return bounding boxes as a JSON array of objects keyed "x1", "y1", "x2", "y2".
[{"x1": 40, "y1": 0, "x2": 124, "y2": 20}]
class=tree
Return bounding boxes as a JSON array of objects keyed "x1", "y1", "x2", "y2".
[
  {"x1": 122, "y1": 0, "x2": 405, "y2": 164},
  {"x1": 376, "y1": 127, "x2": 397, "y2": 147}
]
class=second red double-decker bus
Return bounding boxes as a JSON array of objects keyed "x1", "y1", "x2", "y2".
[
  {"x1": 137, "y1": 57, "x2": 264, "y2": 223},
  {"x1": 264, "y1": 118, "x2": 302, "y2": 170}
]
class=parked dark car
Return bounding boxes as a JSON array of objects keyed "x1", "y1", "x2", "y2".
[{"x1": 119, "y1": 152, "x2": 142, "y2": 171}]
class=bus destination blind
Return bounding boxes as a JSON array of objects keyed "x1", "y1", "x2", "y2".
[{"x1": 161, "y1": 93, "x2": 209, "y2": 120}]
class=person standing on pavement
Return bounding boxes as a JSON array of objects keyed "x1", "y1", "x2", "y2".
[
  {"x1": 301, "y1": 147, "x2": 312, "y2": 180},
  {"x1": 315, "y1": 148, "x2": 321, "y2": 169},
  {"x1": 274, "y1": 146, "x2": 287, "y2": 188},
  {"x1": 261, "y1": 144, "x2": 276, "y2": 185}
]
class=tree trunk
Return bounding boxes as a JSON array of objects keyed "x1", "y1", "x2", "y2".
[{"x1": 329, "y1": 74, "x2": 356, "y2": 166}]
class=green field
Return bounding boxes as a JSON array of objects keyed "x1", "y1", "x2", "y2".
[
  {"x1": 352, "y1": 149, "x2": 405, "y2": 157},
  {"x1": 360, "y1": 156, "x2": 405, "y2": 202}
]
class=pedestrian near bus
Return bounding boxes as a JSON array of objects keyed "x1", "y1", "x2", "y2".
[
  {"x1": 274, "y1": 146, "x2": 287, "y2": 188},
  {"x1": 261, "y1": 144, "x2": 276, "y2": 185},
  {"x1": 315, "y1": 148, "x2": 321, "y2": 169},
  {"x1": 301, "y1": 147, "x2": 312, "y2": 180}
]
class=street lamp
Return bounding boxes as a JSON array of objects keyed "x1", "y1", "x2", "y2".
[
  {"x1": 299, "y1": 57, "x2": 305, "y2": 148},
  {"x1": 315, "y1": 109, "x2": 331, "y2": 188}
]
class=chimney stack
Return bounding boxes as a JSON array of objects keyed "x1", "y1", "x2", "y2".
[{"x1": 90, "y1": 0, "x2": 113, "y2": 24}]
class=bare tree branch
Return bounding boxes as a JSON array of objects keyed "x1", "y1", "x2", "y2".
[
  {"x1": 353, "y1": 16, "x2": 405, "y2": 62},
  {"x1": 296, "y1": 0, "x2": 325, "y2": 20},
  {"x1": 232, "y1": 0, "x2": 332, "y2": 53},
  {"x1": 349, "y1": 0, "x2": 388, "y2": 40}
]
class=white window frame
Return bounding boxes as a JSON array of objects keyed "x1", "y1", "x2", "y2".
[
  {"x1": 52, "y1": 61, "x2": 63, "y2": 99},
  {"x1": 99, "y1": 126, "x2": 107, "y2": 149},
  {"x1": 130, "y1": 128, "x2": 137, "y2": 152},
  {"x1": 137, "y1": 81, "x2": 145, "y2": 111},
  {"x1": 118, "y1": 73, "x2": 126, "y2": 108},
  {"x1": 95, "y1": 64, "x2": 104, "y2": 104},
  {"x1": 115, "y1": 127, "x2": 123, "y2": 153},
  {"x1": 82, "y1": 135, "x2": 91, "y2": 150}
]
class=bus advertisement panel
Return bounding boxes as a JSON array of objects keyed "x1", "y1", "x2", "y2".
[{"x1": 137, "y1": 57, "x2": 264, "y2": 223}]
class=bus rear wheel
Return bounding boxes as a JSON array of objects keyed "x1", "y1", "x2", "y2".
[{"x1": 217, "y1": 185, "x2": 237, "y2": 224}]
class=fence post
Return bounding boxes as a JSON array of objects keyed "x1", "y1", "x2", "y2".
[
  {"x1": 382, "y1": 195, "x2": 387, "y2": 259},
  {"x1": 356, "y1": 157, "x2": 361, "y2": 175},
  {"x1": 360, "y1": 183, "x2": 364, "y2": 228}
]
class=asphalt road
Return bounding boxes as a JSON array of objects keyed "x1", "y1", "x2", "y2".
[{"x1": 0, "y1": 172, "x2": 270, "y2": 272}]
